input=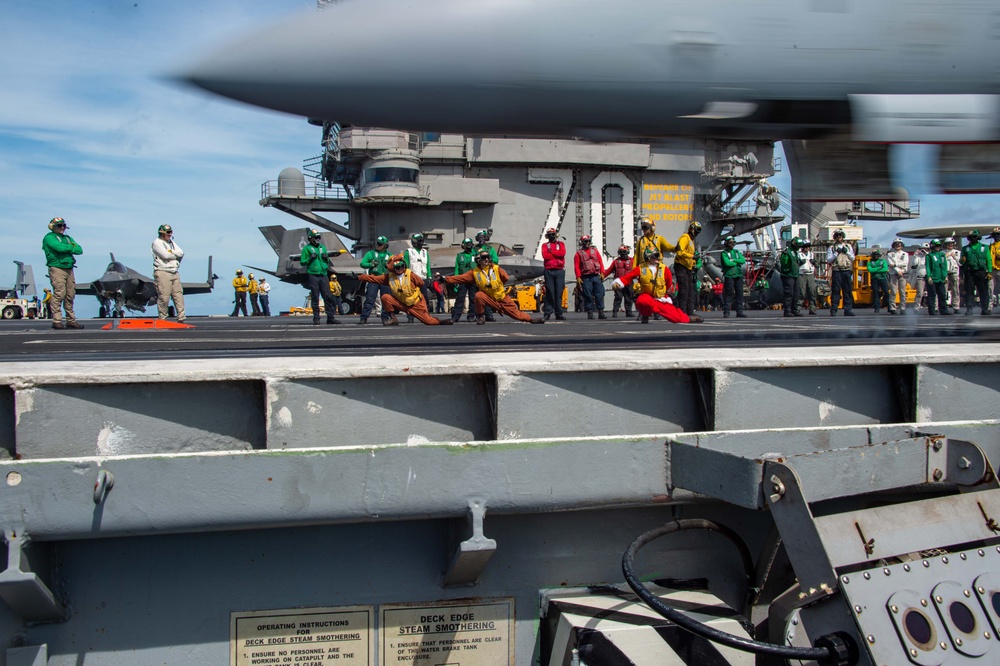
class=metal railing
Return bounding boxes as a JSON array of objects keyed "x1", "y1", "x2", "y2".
[{"x1": 260, "y1": 180, "x2": 352, "y2": 201}]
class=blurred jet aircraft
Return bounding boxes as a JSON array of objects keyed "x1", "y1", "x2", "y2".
[
  {"x1": 182, "y1": 0, "x2": 1000, "y2": 144},
  {"x1": 77, "y1": 254, "x2": 218, "y2": 318}
]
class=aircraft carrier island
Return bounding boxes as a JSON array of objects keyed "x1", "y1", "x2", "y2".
[{"x1": 5, "y1": 0, "x2": 1000, "y2": 663}]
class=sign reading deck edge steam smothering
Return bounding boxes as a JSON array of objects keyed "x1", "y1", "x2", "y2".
[
  {"x1": 381, "y1": 599, "x2": 514, "y2": 666},
  {"x1": 231, "y1": 606, "x2": 374, "y2": 666}
]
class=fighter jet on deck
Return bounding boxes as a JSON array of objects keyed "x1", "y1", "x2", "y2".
[{"x1": 77, "y1": 254, "x2": 218, "y2": 318}]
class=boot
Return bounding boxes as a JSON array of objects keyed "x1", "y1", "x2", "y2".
[
  {"x1": 598, "y1": 311, "x2": 607, "y2": 320},
  {"x1": 529, "y1": 317, "x2": 545, "y2": 324},
  {"x1": 476, "y1": 315, "x2": 486, "y2": 325},
  {"x1": 383, "y1": 315, "x2": 399, "y2": 326},
  {"x1": 438, "y1": 318, "x2": 454, "y2": 325},
  {"x1": 587, "y1": 311, "x2": 595, "y2": 320}
]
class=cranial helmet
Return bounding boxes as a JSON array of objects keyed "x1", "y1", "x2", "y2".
[
  {"x1": 930, "y1": 239, "x2": 942, "y2": 248},
  {"x1": 248, "y1": 273, "x2": 254, "y2": 279},
  {"x1": 158, "y1": 224, "x2": 173, "y2": 235},
  {"x1": 410, "y1": 232, "x2": 424, "y2": 247},
  {"x1": 618, "y1": 244, "x2": 630, "y2": 257},
  {"x1": 376, "y1": 235, "x2": 389, "y2": 247},
  {"x1": 48, "y1": 217, "x2": 67, "y2": 231},
  {"x1": 891, "y1": 238, "x2": 903, "y2": 248},
  {"x1": 391, "y1": 254, "x2": 407, "y2": 270},
  {"x1": 461, "y1": 238, "x2": 474, "y2": 250},
  {"x1": 307, "y1": 229, "x2": 321, "y2": 244},
  {"x1": 476, "y1": 250, "x2": 492, "y2": 264},
  {"x1": 640, "y1": 218, "x2": 653, "y2": 231},
  {"x1": 545, "y1": 227, "x2": 558, "y2": 239},
  {"x1": 724, "y1": 235, "x2": 736, "y2": 246},
  {"x1": 870, "y1": 249, "x2": 881, "y2": 258},
  {"x1": 945, "y1": 237, "x2": 956, "y2": 244},
  {"x1": 992, "y1": 227, "x2": 1000, "y2": 238},
  {"x1": 580, "y1": 235, "x2": 592, "y2": 246},
  {"x1": 236, "y1": 269, "x2": 243, "y2": 275},
  {"x1": 475, "y1": 231, "x2": 487, "y2": 243},
  {"x1": 969, "y1": 229, "x2": 982, "y2": 241},
  {"x1": 643, "y1": 248, "x2": 660, "y2": 262},
  {"x1": 689, "y1": 221, "x2": 702, "y2": 235},
  {"x1": 833, "y1": 229, "x2": 846, "y2": 239}
]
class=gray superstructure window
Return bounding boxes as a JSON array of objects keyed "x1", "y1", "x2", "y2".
[{"x1": 364, "y1": 167, "x2": 418, "y2": 184}]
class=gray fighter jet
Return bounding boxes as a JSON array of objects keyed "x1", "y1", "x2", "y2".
[
  {"x1": 182, "y1": 0, "x2": 1000, "y2": 144},
  {"x1": 77, "y1": 254, "x2": 218, "y2": 318}
]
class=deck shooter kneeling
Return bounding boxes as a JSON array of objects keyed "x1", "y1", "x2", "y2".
[
  {"x1": 445, "y1": 251, "x2": 545, "y2": 324},
  {"x1": 357, "y1": 254, "x2": 453, "y2": 326},
  {"x1": 612, "y1": 248, "x2": 703, "y2": 324}
]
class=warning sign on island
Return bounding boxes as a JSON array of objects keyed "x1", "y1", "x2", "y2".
[
  {"x1": 380, "y1": 598, "x2": 514, "y2": 666},
  {"x1": 231, "y1": 606, "x2": 374, "y2": 666}
]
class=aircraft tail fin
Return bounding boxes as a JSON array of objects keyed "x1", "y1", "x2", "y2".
[
  {"x1": 13, "y1": 261, "x2": 37, "y2": 297},
  {"x1": 259, "y1": 226, "x2": 286, "y2": 256},
  {"x1": 207, "y1": 256, "x2": 218, "y2": 287}
]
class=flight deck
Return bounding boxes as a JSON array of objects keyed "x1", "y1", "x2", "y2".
[{"x1": 0, "y1": 309, "x2": 996, "y2": 361}]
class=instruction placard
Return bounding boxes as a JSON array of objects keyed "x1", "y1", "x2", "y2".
[
  {"x1": 231, "y1": 606, "x2": 374, "y2": 666},
  {"x1": 380, "y1": 599, "x2": 514, "y2": 666}
]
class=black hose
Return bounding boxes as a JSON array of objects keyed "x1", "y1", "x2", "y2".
[{"x1": 622, "y1": 520, "x2": 834, "y2": 662}]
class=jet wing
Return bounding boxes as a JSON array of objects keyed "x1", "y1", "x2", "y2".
[{"x1": 180, "y1": 256, "x2": 218, "y2": 294}]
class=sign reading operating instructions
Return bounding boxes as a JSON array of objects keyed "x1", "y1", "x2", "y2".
[
  {"x1": 231, "y1": 599, "x2": 514, "y2": 665},
  {"x1": 380, "y1": 599, "x2": 514, "y2": 666},
  {"x1": 231, "y1": 606, "x2": 374, "y2": 666}
]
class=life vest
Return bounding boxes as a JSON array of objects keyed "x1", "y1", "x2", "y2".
[
  {"x1": 637, "y1": 264, "x2": 667, "y2": 298},
  {"x1": 576, "y1": 248, "x2": 601, "y2": 275},
  {"x1": 473, "y1": 267, "x2": 506, "y2": 300},
  {"x1": 388, "y1": 269, "x2": 422, "y2": 306}
]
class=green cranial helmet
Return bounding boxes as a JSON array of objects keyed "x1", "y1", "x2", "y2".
[
  {"x1": 461, "y1": 237, "x2": 474, "y2": 250},
  {"x1": 158, "y1": 224, "x2": 173, "y2": 235},
  {"x1": 870, "y1": 249, "x2": 881, "y2": 258},
  {"x1": 969, "y1": 230, "x2": 982, "y2": 241},
  {"x1": 643, "y1": 248, "x2": 660, "y2": 262},
  {"x1": 376, "y1": 235, "x2": 389, "y2": 247},
  {"x1": 724, "y1": 235, "x2": 736, "y2": 246},
  {"x1": 930, "y1": 239, "x2": 942, "y2": 248},
  {"x1": 410, "y1": 232, "x2": 424, "y2": 246}
]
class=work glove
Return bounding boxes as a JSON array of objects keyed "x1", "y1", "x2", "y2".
[{"x1": 612, "y1": 278, "x2": 625, "y2": 290}]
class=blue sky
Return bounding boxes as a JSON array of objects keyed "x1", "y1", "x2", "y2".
[
  {"x1": 0, "y1": 0, "x2": 319, "y2": 316},
  {"x1": 2, "y1": 1, "x2": 999, "y2": 318}
]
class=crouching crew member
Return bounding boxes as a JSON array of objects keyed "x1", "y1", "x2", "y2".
[
  {"x1": 612, "y1": 249, "x2": 702, "y2": 324},
  {"x1": 445, "y1": 251, "x2": 544, "y2": 324},
  {"x1": 358, "y1": 254, "x2": 453, "y2": 326}
]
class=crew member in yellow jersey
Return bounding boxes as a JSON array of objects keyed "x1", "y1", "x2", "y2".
[
  {"x1": 328, "y1": 272, "x2": 343, "y2": 317},
  {"x1": 612, "y1": 249, "x2": 702, "y2": 324},
  {"x1": 230, "y1": 269, "x2": 249, "y2": 316},
  {"x1": 357, "y1": 254, "x2": 453, "y2": 326},
  {"x1": 445, "y1": 251, "x2": 545, "y2": 324},
  {"x1": 633, "y1": 218, "x2": 676, "y2": 268},
  {"x1": 673, "y1": 221, "x2": 701, "y2": 317}
]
